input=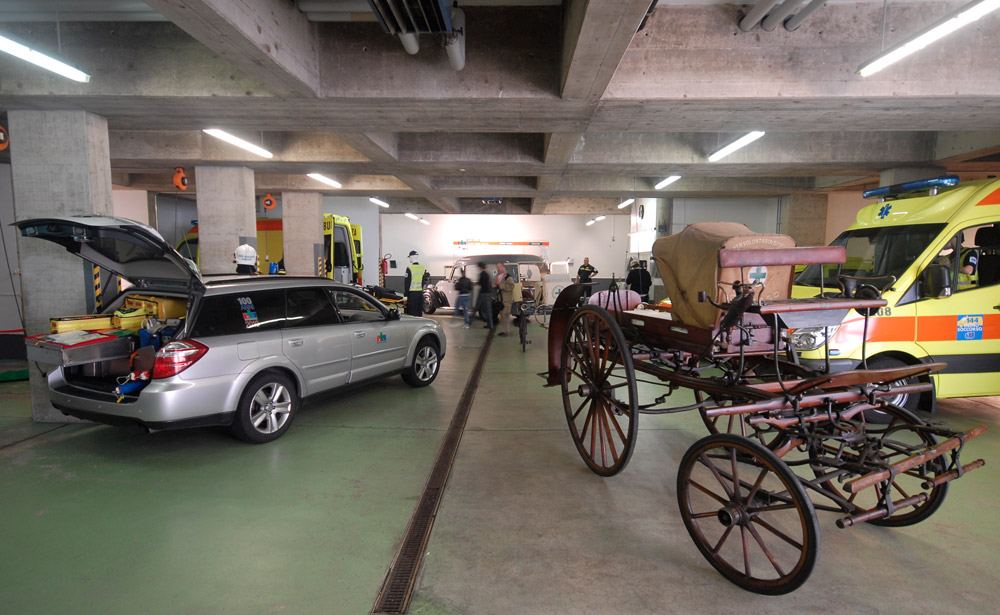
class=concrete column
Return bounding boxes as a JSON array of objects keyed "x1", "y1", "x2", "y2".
[
  {"x1": 194, "y1": 166, "x2": 256, "y2": 274},
  {"x1": 780, "y1": 193, "x2": 828, "y2": 247},
  {"x1": 281, "y1": 191, "x2": 323, "y2": 276},
  {"x1": 880, "y1": 167, "x2": 947, "y2": 186},
  {"x1": 8, "y1": 110, "x2": 114, "y2": 422}
]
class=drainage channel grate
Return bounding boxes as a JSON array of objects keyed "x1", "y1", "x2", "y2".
[{"x1": 372, "y1": 333, "x2": 494, "y2": 614}]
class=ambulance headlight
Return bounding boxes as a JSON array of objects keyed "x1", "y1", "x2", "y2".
[{"x1": 790, "y1": 326, "x2": 839, "y2": 351}]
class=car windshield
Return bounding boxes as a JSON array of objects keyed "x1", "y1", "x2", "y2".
[{"x1": 795, "y1": 223, "x2": 946, "y2": 288}]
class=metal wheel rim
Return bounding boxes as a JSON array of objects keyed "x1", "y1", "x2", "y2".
[
  {"x1": 248, "y1": 381, "x2": 293, "y2": 435},
  {"x1": 414, "y1": 345, "x2": 439, "y2": 381}
]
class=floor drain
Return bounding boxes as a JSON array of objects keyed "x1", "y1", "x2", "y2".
[{"x1": 372, "y1": 332, "x2": 494, "y2": 614}]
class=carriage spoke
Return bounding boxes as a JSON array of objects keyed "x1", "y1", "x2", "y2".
[
  {"x1": 697, "y1": 453, "x2": 736, "y2": 500},
  {"x1": 597, "y1": 405, "x2": 620, "y2": 463},
  {"x1": 688, "y1": 479, "x2": 731, "y2": 506},
  {"x1": 741, "y1": 525, "x2": 752, "y2": 577},
  {"x1": 711, "y1": 525, "x2": 735, "y2": 555},
  {"x1": 751, "y1": 516, "x2": 805, "y2": 550},
  {"x1": 747, "y1": 521, "x2": 787, "y2": 577}
]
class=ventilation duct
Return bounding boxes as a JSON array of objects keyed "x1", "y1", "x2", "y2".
[{"x1": 368, "y1": 0, "x2": 453, "y2": 35}]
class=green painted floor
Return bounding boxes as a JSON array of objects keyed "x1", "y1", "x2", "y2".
[{"x1": 2, "y1": 316, "x2": 999, "y2": 614}]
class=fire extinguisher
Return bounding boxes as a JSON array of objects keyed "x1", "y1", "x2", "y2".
[{"x1": 379, "y1": 254, "x2": 391, "y2": 287}]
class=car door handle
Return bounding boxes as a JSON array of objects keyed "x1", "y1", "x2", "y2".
[
  {"x1": 355, "y1": 331, "x2": 366, "y2": 338},
  {"x1": 288, "y1": 338, "x2": 304, "y2": 347}
]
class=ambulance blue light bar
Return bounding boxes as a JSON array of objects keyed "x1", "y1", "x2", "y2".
[{"x1": 863, "y1": 175, "x2": 959, "y2": 199}]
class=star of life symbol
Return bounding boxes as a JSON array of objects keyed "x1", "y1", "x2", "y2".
[{"x1": 878, "y1": 204, "x2": 892, "y2": 219}]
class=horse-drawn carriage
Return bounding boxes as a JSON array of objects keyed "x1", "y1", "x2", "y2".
[{"x1": 544, "y1": 222, "x2": 985, "y2": 594}]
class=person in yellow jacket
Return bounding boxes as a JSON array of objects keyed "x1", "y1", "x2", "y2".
[{"x1": 404, "y1": 250, "x2": 429, "y2": 316}]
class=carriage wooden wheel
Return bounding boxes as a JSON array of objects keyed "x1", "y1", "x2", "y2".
[
  {"x1": 677, "y1": 434, "x2": 820, "y2": 595},
  {"x1": 807, "y1": 404, "x2": 950, "y2": 527},
  {"x1": 559, "y1": 305, "x2": 638, "y2": 477}
]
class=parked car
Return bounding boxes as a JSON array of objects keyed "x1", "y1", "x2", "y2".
[
  {"x1": 18, "y1": 215, "x2": 445, "y2": 443},
  {"x1": 423, "y1": 253, "x2": 548, "y2": 316}
]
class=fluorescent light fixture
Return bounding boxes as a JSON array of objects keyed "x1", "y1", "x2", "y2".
[
  {"x1": 369, "y1": 197, "x2": 390, "y2": 208},
  {"x1": 595, "y1": 215, "x2": 607, "y2": 222},
  {"x1": 203, "y1": 129, "x2": 273, "y2": 158},
  {"x1": 405, "y1": 212, "x2": 419, "y2": 220},
  {"x1": 306, "y1": 173, "x2": 342, "y2": 189},
  {"x1": 0, "y1": 33, "x2": 90, "y2": 82},
  {"x1": 708, "y1": 131, "x2": 765, "y2": 162},
  {"x1": 585, "y1": 219, "x2": 596, "y2": 227},
  {"x1": 858, "y1": 0, "x2": 1000, "y2": 77},
  {"x1": 419, "y1": 218, "x2": 430, "y2": 225},
  {"x1": 617, "y1": 198, "x2": 635, "y2": 209},
  {"x1": 655, "y1": 175, "x2": 682, "y2": 189}
]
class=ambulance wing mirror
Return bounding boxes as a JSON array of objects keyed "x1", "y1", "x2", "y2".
[{"x1": 922, "y1": 264, "x2": 952, "y2": 299}]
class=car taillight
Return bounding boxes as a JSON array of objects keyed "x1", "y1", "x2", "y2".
[{"x1": 151, "y1": 340, "x2": 208, "y2": 379}]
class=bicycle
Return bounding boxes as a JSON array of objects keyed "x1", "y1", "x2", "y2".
[{"x1": 516, "y1": 301, "x2": 536, "y2": 352}]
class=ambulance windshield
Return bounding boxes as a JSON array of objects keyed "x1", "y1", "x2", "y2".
[{"x1": 795, "y1": 223, "x2": 946, "y2": 288}]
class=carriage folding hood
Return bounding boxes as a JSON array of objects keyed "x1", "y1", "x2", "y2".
[
  {"x1": 790, "y1": 176, "x2": 1000, "y2": 406},
  {"x1": 17, "y1": 215, "x2": 203, "y2": 294}
]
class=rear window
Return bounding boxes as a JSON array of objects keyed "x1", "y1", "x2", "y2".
[{"x1": 190, "y1": 289, "x2": 287, "y2": 337}]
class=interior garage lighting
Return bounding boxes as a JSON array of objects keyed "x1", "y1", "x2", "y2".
[
  {"x1": 369, "y1": 197, "x2": 390, "y2": 208},
  {"x1": 617, "y1": 198, "x2": 635, "y2": 209},
  {"x1": 404, "y1": 212, "x2": 419, "y2": 220},
  {"x1": 419, "y1": 218, "x2": 430, "y2": 225},
  {"x1": 203, "y1": 129, "x2": 273, "y2": 158},
  {"x1": 306, "y1": 173, "x2": 342, "y2": 189},
  {"x1": 858, "y1": 0, "x2": 1000, "y2": 77},
  {"x1": 655, "y1": 175, "x2": 682, "y2": 189},
  {"x1": 585, "y1": 219, "x2": 596, "y2": 227},
  {"x1": 708, "y1": 131, "x2": 765, "y2": 162},
  {"x1": 0, "y1": 32, "x2": 91, "y2": 82},
  {"x1": 595, "y1": 215, "x2": 607, "y2": 222}
]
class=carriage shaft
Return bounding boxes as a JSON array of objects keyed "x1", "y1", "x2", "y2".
[
  {"x1": 844, "y1": 424, "x2": 988, "y2": 494},
  {"x1": 921, "y1": 459, "x2": 986, "y2": 489},
  {"x1": 702, "y1": 383, "x2": 933, "y2": 418},
  {"x1": 836, "y1": 493, "x2": 928, "y2": 528}
]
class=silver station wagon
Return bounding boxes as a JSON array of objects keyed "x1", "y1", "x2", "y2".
[{"x1": 19, "y1": 216, "x2": 446, "y2": 443}]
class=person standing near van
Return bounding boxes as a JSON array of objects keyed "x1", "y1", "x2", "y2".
[
  {"x1": 476, "y1": 262, "x2": 494, "y2": 330},
  {"x1": 454, "y1": 268, "x2": 474, "y2": 328},
  {"x1": 496, "y1": 263, "x2": 516, "y2": 337},
  {"x1": 404, "y1": 250, "x2": 428, "y2": 316},
  {"x1": 575, "y1": 257, "x2": 598, "y2": 297}
]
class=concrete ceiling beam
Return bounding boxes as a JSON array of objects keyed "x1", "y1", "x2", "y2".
[
  {"x1": 561, "y1": 0, "x2": 653, "y2": 99},
  {"x1": 144, "y1": 0, "x2": 321, "y2": 98}
]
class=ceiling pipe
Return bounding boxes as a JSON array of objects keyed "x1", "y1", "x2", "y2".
[
  {"x1": 739, "y1": 0, "x2": 782, "y2": 31},
  {"x1": 761, "y1": 0, "x2": 807, "y2": 32},
  {"x1": 444, "y1": 7, "x2": 465, "y2": 71},
  {"x1": 398, "y1": 31, "x2": 419, "y2": 54},
  {"x1": 785, "y1": 0, "x2": 828, "y2": 31}
]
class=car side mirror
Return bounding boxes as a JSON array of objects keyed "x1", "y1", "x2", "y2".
[
  {"x1": 923, "y1": 264, "x2": 952, "y2": 298},
  {"x1": 387, "y1": 308, "x2": 400, "y2": 320}
]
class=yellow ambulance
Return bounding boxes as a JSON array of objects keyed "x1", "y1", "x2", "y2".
[
  {"x1": 176, "y1": 214, "x2": 363, "y2": 283},
  {"x1": 791, "y1": 175, "x2": 1000, "y2": 411}
]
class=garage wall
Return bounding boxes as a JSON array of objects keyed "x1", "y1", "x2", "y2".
[
  {"x1": 826, "y1": 192, "x2": 868, "y2": 243},
  {"x1": 379, "y1": 212, "x2": 632, "y2": 287},
  {"x1": 670, "y1": 197, "x2": 780, "y2": 235}
]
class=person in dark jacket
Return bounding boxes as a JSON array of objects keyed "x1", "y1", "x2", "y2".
[
  {"x1": 454, "y1": 268, "x2": 474, "y2": 328},
  {"x1": 475, "y1": 262, "x2": 494, "y2": 330},
  {"x1": 625, "y1": 261, "x2": 653, "y2": 302}
]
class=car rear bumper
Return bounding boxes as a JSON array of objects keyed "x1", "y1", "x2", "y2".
[{"x1": 47, "y1": 368, "x2": 240, "y2": 429}]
